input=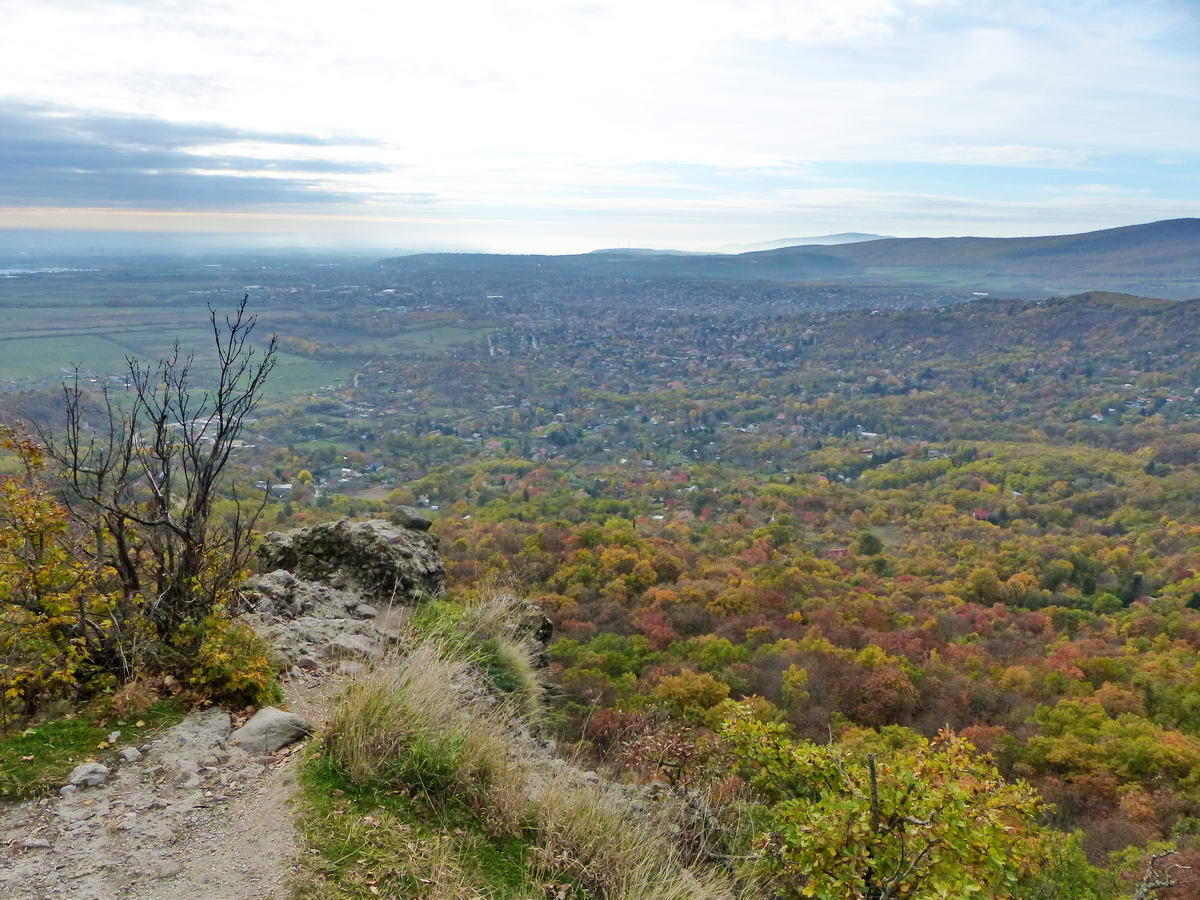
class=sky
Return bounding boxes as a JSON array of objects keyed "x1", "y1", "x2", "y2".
[{"x1": 0, "y1": 0, "x2": 1197, "y2": 253}]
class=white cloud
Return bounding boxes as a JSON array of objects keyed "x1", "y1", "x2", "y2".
[{"x1": 0, "y1": 0, "x2": 1196, "y2": 247}]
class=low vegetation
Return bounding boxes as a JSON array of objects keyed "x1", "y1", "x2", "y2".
[
  {"x1": 0, "y1": 696, "x2": 182, "y2": 800},
  {"x1": 0, "y1": 299, "x2": 281, "y2": 731},
  {"x1": 294, "y1": 587, "x2": 749, "y2": 899}
]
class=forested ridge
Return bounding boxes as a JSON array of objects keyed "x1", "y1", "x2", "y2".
[
  {"x1": 8, "y1": 283, "x2": 1200, "y2": 895},
  {"x1": 329, "y1": 288, "x2": 1200, "y2": 891}
]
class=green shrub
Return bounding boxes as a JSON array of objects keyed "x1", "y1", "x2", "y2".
[{"x1": 179, "y1": 610, "x2": 282, "y2": 708}]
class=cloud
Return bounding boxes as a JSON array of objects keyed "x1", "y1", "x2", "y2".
[
  {"x1": 0, "y1": 102, "x2": 412, "y2": 208},
  {"x1": 0, "y1": 0, "x2": 1196, "y2": 248}
]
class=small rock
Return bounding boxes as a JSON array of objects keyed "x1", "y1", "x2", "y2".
[
  {"x1": 228, "y1": 706, "x2": 313, "y2": 753},
  {"x1": 68, "y1": 762, "x2": 110, "y2": 788},
  {"x1": 59, "y1": 784, "x2": 77, "y2": 797},
  {"x1": 151, "y1": 859, "x2": 183, "y2": 878},
  {"x1": 334, "y1": 660, "x2": 364, "y2": 677},
  {"x1": 354, "y1": 603, "x2": 380, "y2": 619},
  {"x1": 179, "y1": 774, "x2": 202, "y2": 790},
  {"x1": 106, "y1": 730, "x2": 121, "y2": 744},
  {"x1": 118, "y1": 747, "x2": 143, "y2": 763},
  {"x1": 323, "y1": 633, "x2": 380, "y2": 660},
  {"x1": 20, "y1": 838, "x2": 52, "y2": 850},
  {"x1": 391, "y1": 505, "x2": 433, "y2": 531}
]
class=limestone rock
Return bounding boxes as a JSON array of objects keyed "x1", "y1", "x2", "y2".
[
  {"x1": 323, "y1": 633, "x2": 380, "y2": 660},
  {"x1": 118, "y1": 747, "x2": 143, "y2": 763},
  {"x1": 390, "y1": 505, "x2": 433, "y2": 531},
  {"x1": 228, "y1": 706, "x2": 313, "y2": 753},
  {"x1": 68, "y1": 763, "x2": 110, "y2": 788},
  {"x1": 257, "y1": 517, "x2": 443, "y2": 599}
]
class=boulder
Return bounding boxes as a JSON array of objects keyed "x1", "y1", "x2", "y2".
[
  {"x1": 258, "y1": 518, "x2": 443, "y2": 600},
  {"x1": 390, "y1": 505, "x2": 433, "y2": 531},
  {"x1": 323, "y1": 633, "x2": 380, "y2": 660},
  {"x1": 228, "y1": 706, "x2": 313, "y2": 753},
  {"x1": 68, "y1": 762, "x2": 110, "y2": 788}
]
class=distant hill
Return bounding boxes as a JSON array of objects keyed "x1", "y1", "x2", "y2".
[
  {"x1": 718, "y1": 232, "x2": 891, "y2": 252},
  {"x1": 380, "y1": 248, "x2": 859, "y2": 281},
  {"x1": 802, "y1": 218, "x2": 1200, "y2": 297},
  {"x1": 586, "y1": 247, "x2": 701, "y2": 256},
  {"x1": 381, "y1": 219, "x2": 1200, "y2": 298}
]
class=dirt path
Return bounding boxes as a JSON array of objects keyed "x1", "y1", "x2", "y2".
[
  {"x1": 0, "y1": 518, "x2": 432, "y2": 899},
  {"x1": 124, "y1": 752, "x2": 300, "y2": 900},
  {"x1": 0, "y1": 676, "x2": 335, "y2": 900}
]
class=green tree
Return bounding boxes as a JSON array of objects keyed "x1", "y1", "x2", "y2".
[{"x1": 722, "y1": 706, "x2": 1051, "y2": 899}]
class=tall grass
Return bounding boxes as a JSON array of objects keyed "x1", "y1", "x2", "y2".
[
  {"x1": 318, "y1": 592, "x2": 753, "y2": 899},
  {"x1": 325, "y1": 644, "x2": 505, "y2": 794},
  {"x1": 530, "y1": 777, "x2": 744, "y2": 900},
  {"x1": 409, "y1": 582, "x2": 546, "y2": 722}
]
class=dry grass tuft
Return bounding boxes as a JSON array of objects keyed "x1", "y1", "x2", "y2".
[
  {"x1": 412, "y1": 581, "x2": 547, "y2": 724},
  {"x1": 531, "y1": 777, "x2": 743, "y2": 900},
  {"x1": 325, "y1": 643, "x2": 473, "y2": 789},
  {"x1": 324, "y1": 641, "x2": 530, "y2": 819},
  {"x1": 319, "y1": 591, "x2": 752, "y2": 899}
]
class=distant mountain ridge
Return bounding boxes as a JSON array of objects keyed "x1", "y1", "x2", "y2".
[
  {"x1": 381, "y1": 218, "x2": 1200, "y2": 299},
  {"x1": 718, "y1": 232, "x2": 891, "y2": 252}
]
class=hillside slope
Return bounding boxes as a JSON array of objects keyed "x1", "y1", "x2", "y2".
[
  {"x1": 803, "y1": 217, "x2": 1200, "y2": 291},
  {"x1": 382, "y1": 218, "x2": 1200, "y2": 297}
]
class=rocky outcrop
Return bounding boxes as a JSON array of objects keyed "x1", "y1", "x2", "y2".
[
  {"x1": 244, "y1": 517, "x2": 444, "y2": 666},
  {"x1": 257, "y1": 517, "x2": 442, "y2": 599},
  {"x1": 0, "y1": 517, "x2": 450, "y2": 898}
]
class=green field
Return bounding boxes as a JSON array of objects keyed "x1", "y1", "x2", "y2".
[{"x1": 0, "y1": 269, "x2": 493, "y2": 399}]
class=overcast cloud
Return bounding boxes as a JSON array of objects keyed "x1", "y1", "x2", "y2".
[{"x1": 0, "y1": 0, "x2": 1196, "y2": 251}]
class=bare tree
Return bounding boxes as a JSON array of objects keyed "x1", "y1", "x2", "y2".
[
  {"x1": 1131, "y1": 850, "x2": 1192, "y2": 900},
  {"x1": 40, "y1": 296, "x2": 276, "y2": 661}
]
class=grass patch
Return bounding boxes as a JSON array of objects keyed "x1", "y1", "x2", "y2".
[
  {"x1": 312, "y1": 627, "x2": 753, "y2": 898},
  {"x1": 291, "y1": 750, "x2": 550, "y2": 900},
  {"x1": 410, "y1": 586, "x2": 546, "y2": 722},
  {"x1": 0, "y1": 699, "x2": 184, "y2": 801},
  {"x1": 530, "y1": 777, "x2": 743, "y2": 900}
]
